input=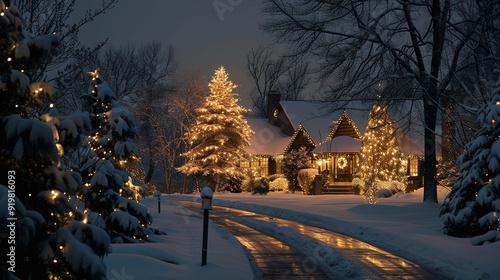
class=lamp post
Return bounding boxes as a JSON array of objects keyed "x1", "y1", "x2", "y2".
[
  {"x1": 200, "y1": 187, "x2": 213, "y2": 266},
  {"x1": 154, "y1": 191, "x2": 161, "y2": 213}
]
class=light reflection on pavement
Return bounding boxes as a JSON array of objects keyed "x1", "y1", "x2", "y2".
[
  {"x1": 177, "y1": 201, "x2": 444, "y2": 279},
  {"x1": 178, "y1": 202, "x2": 331, "y2": 279}
]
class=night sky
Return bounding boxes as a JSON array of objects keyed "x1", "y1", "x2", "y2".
[{"x1": 76, "y1": 0, "x2": 271, "y2": 108}]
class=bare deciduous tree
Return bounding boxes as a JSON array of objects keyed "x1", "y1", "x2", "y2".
[
  {"x1": 149, "y1": 71, "x2": 207, "y2": 193},
  {"x1": 247, "y1": 45, "x2": 310, "y2": 117},
  {"x1": 16, "y1": 0, "x2": 117, "y2": 82},
  {"x1": 171, "y1": 71, "x2": 208, "y2": 193},
  {"x1": 262, "y1": 0, "x2": 500, "y2": 203},
  {"x1": 133, "y1": 42, "x2": 176, "y2": 184}
]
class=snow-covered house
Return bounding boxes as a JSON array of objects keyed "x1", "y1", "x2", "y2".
[{"x1": 243, "y1": 93, "x2": 431, "y2": 193}]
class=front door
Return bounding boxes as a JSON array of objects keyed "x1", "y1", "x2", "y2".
[{"x1": 334, "y1": 155, "x2": 354, "y2": 184}]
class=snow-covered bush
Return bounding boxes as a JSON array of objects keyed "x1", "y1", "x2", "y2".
[
  {"x1": 269, "y1": 176, "x2": 288, "y2": 192},
  {"x1": 471, "y1": 230, "x2": 500, "y2": 246},
  {"x1": 241, "y1": 176, "x2": 270, "y2": 194},
  {"x1": 220, "y1": 172, "x2": 246, "y2": 193},
  {"x1": 241, "y1": 176, "x2": 254, "y2": 193},
  {"x1": 354, "y1": 178, "x2": 406, "y2": 199},
  {"x1": 298, "y1": 168, "x2": 318, "y2": 195},
  {"x1": 252, "y1": 177, "x2": 270, "y2": 195},
  {"x1": 352, "y1": 177, "x2": 362, "y2": 195},
  {"x1": 375, "y1": 188, "x2": 393, "y2": 198},
  {"x1": 377, "y1": 181, "x2": 407, "y2": 194}
]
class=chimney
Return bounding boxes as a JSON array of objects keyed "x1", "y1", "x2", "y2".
[{"x1": 267, "y1": 90, "x2": 281, "y2": 125}]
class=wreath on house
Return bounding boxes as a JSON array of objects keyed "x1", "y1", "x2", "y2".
[{"x1": 337, "y1": 156, "x2": 348, "y2": 169}]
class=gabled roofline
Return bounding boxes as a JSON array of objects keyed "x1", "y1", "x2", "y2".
[
  {"x1": 325, "y1": 110, "x2": 362, "y2": 141},
  {"x1": 284, "y1": 123, "x2": 316, "y2": 154},
  {"x1": 278, "y1": 102, "x2": 297, "y2": 130}
]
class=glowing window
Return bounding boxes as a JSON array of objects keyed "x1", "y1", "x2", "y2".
[{"x1": 410, "y1": 159, "x2": 419, "y2": 177}]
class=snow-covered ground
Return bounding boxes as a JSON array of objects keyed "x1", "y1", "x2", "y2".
[{"x1": 105, "y1": 188, "x2": 499, "y2": 280}]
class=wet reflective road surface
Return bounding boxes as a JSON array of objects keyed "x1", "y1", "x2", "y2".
[
  {"x1": 179, "y1": 201, "x2": 330, "y2": 279},
  {"x1": 176, "y1": 201, "x2": 443, "y2": 279}
]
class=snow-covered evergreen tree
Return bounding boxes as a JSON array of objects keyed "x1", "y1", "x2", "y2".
[
  {"x1": 178, "y1": 66, "x2": 253, "y2": 191},
  {"x1": 87, "y1": 69, "x2": 140, "y2": 167},
  {"x1": 282, "y1": 147, "x2": 310, "y2": 193},
  {"x1": 0, "y1": 2, "x2": 110, "y2": 279},
  {"x1": 357, "y1": 104, "x2": 407, "y2": 203},
  {"x1": 441, "y1": 76, "x2": 500, "y2": 240},
  {"x1": 77, "y1": 70, "x2": 152, "y2": 243}
]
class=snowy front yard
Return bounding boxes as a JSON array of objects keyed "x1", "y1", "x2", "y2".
[{"x1": 105, "y1": 188, "x2": 500, "y2": 280}]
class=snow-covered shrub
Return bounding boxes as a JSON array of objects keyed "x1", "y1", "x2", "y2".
[
  {"x1": 269, "y1": 176, "x2": 288, "y2": 192},
  {"x1": 471, "y1": 230, "x2": 500, "y2": 246},
  {"x1": 252, "y1": 177, "x2": 270, "y2": 195},
  {"x1": 298, "y1": 168, "x2": 317, "y2": 195},
  {"x1": 352, "y1": 177, "x2": 362, "y2": 195},
  {"x1": 242, "y1": 176, "x2": 270, "y2": 194},
  {"x1": 241, "y1": 176, "x2": 254, "y2": 193},
  {"x1": 220, "y1": 172, "x2": 246, "y2": 193},
  {"x1": 377, "y1": 181, "x2": 407, "y2": 194},
  {"x1": 375, "y1": 188, "x2": 393, "y2": 198}
]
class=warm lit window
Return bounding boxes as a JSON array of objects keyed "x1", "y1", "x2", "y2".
[
  {"x1": 259, "y1": 158, "x2": 268, "y2": 177},
  {"x1": 251, "y1": 158, "x2": 268, "y2": 177},
  {"x1": 240, "y1": 161, "x2": 250, "y2": 168},
  {"x1": 410, "y1": 159, "x2": 419, "y2": 177}
]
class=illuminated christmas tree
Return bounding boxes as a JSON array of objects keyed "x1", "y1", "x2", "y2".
[
  {"x1": 0, "y1": 2, "x2": 110, "y2": 279},
  {"x1": 178, "y1": 66, "x2": 253, "y2": 191},
  {"x1": 441, "y1": 75, "x2": 500, "y2": 239},
  {"x1": 87, "y1": 69, "x2": 140, "y2": 167},
  {"x1": 76, "y1": 70, "x2": 152, "y2": 243},
  {"x1": 357, "y1": 103, "x2": 407, "y2": 203}
]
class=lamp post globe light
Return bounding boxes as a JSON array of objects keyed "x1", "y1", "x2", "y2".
[{"x1": 201, "y1": 187, "x2": 213, "y2": 210}]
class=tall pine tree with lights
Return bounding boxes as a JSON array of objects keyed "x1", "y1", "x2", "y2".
[
  {"x1": 0, "y1": 2, "x2": 110, "y2": 279},
  {"x1": 178, "y1": 66, "x2": 253, "y2": 191},
  {"x1": 357, "y1": 103, "x2": 407, "y2": 203},
  {"x1": 76, "y1": 70, "x2": 152, "y2": 243},
  {"x1": 441, "y1": 75, "x2": 500, "y2": 239},
  {"x1": 86, "y1": 70, "x2": 140, "y2": 166}
]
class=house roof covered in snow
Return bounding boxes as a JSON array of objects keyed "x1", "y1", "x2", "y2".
[
  {"x1": 279, "y1": 101, "x2": 368, "y2": 153},
  {"x1": 245, "y1": 99, "x2": 436, "y2": 156},
  {"x1": 244, "y1": 117, "x2": 290, "y2": 155}
]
